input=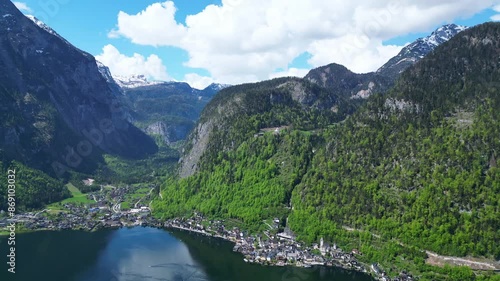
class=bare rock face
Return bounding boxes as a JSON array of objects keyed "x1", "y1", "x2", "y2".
[
  {"x1": 0, "y1": 0, "x2": 157, "y2": 174},
  {"x1": 146, "y1": 121, "x2": 194, "y2": 145},
  {"x1": 178, "y1": 120, "x2": 214, "y2": 178}
]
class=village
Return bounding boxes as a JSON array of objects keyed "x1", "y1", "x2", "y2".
[
  {"x1": 0, "y1": 182, "x2": 159, "y2": 233},
  {"x1": 164, "y1": 215, "x2": 415, "y2": 281}
]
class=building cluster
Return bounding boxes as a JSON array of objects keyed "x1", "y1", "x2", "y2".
[
  {"x1": 4, "y1": 201, "x2": 155, "y2": 232},
  {"x1": 164, "y1": 215, "x2": 414, "y2": 281}
]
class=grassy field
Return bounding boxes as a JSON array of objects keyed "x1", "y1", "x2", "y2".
[
  {"x1": 48, "y1": 183, "x2": 94, "y2": 208},
  {"x1": 120, "y1": 202, "x2": 131, "y2": 210}
]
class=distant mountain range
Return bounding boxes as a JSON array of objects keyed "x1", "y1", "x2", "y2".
[{"x1": 94, "y1": 62, "x2": 230, "y2": 145}]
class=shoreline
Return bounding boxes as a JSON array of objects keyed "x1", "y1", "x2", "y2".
[{"x1": 161, "y1": 220, "x2": 386, "y2": 279}]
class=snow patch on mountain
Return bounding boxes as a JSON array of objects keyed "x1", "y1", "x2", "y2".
[
  {"x1": 26, "y1": 15, "x2": 57, "y2": 36},
  {"x1": 203, "y1": 83, "x2": 231, "y2": 91},
  {"x1": 113, "y1": 74, "x2": 164, "y2": 89},
  {"x1": 25, "y1": 14, "x2": 74, "y2": 48},
  {"x1": 377, "y1": 24, "x2": 467, "y2": 78}
]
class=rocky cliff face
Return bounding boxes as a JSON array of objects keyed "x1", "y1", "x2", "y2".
[
  {"x1": 145, "y1": 121, "x2": 194, "y2": 145},
  {"x1": 0, "y1": 0, "x2": 157, "y2": 175}
]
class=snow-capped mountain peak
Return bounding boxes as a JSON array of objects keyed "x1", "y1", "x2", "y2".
[
  {"x1": 25, "y1": 14, "x2": 76, "y2": 49},
  {"x1": 421, "y1": 24, "x2": 467, "y2": 47},
  {"x1": 25, "y1": 15, "x2": 63, "y2": 39},
  {"x1": 204, "y1": 83, "x2": 231, "y2": 91},
  {"x1": 377, "y1": 23, "x2": 467, "y2": 80},
  {"x1": 112, "y1": 74, "x2": 164, "y2": 89}
]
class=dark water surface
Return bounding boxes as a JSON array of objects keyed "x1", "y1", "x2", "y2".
[{"x1": 0, "y1": 227, "x2": 374, "y2": 281}]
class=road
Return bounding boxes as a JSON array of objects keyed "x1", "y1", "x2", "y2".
[
  {"x1": 112, "y1": 202, "x2": 121, "y2": 213},
  {"x1": 342, "y1": 225, "x2": 500, "y2": 270},
  {"x1": 134, "y1": 188, "x2": 155, "y2": 208},
  {"x1": 34, "y1": 209, "x2": 48, "y2": 217}
]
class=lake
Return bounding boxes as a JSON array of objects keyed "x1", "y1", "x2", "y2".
[{"x1": 0, "y1": 227, "x2": 374, "y2": 281}]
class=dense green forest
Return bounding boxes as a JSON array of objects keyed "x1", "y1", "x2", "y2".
[
  {"x1": 0, "y1": 161, "x2": 70, "y2": 211},
  {"x1": 153, "y1": 23, "x2": 500, "y2": 280}
]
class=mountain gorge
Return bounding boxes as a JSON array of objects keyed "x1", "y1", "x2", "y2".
[{"x1": 154, "y1": 22, "x2": 500, "y2": 280}]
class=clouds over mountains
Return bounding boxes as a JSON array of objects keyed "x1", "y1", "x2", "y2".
[{"x1": 102, "y1": 0, "x2": 499, "y2": 85}]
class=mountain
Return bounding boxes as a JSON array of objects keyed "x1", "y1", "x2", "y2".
[
  {"x1": 115, "y1": 79, "x2": 229, "y2": 145},
  {"x1": 153, "y1": 22, "x2": 500, "y2": 280},
  {"x1": 95, "y1": 61, "x2": 123, "y2": 95},
  {"x1": 304, "y1": 24, "x2": 467, "y2": 100},
  {"x1": 177, "y1": 76, "x2": 354, "y2": 178},
  {"x1": 0, "y1": 0, "x2": 157, "y2": 177},
  {"x1": 304, "y1": 63, "x2": 391, "y2": 100},
  {"x1": 199, "y1": 83, "x2": 231, "y2": 98},
  {"x1": 377, "y1": 23, "x2": 467, "y2": 80},
  {"x1": 91, "y1": 60, "x2": 230, "y2": 145},
  {"x1": 112, "y1": 74, "x2": 164, "y2": 89},
  {"x1": 25, "y1": 14, "x2": 71, "y2": 45}
]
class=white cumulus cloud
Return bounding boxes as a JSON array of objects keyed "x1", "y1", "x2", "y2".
[
  {"x1": 492, "y1": 4, "x2": 500, "y2": 21},
  {"x1": 108, "y1": 0, "x2": 498, "y2": 85},
  {"x1": 108, "y1": 1, "x2": 186, "y2": 47},
  {"x1": 95, "y1": 44, "x2": 171, "y2": 81},
  {"x1": 269, "y1": 68, "x2": 311, "y2": 79},
  {"x1": 183, "y1": 73, "x2": 214, "y2": 90},
  {"x1": 13, "y1": 2, "x2": 32, "y2": 13}
]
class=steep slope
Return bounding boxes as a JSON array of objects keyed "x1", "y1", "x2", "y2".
[
  {"x1": 96, "y1": 60, "x2": 123, "y2": 97},
  {"x1": 154, "y1": 22, "x2": 500, "y2": 279},
  {"x1": 0, "y1": 0, "x2": 157, "y2": 176},
  {"x1": 177, "y1": 77, "x2": 353, "y2": 178}
]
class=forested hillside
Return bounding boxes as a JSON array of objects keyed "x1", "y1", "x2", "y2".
[
  {"x1": 177, "y1": 77, "x2": 354, "y2": 178},
  {"x1": 289, "y1": 21, "x2": 500, "y2": 257},
  {"x1": 153, "y1": 23, "x2": 500, "y2": 280},
  {"x1": 0, "y1": 161, "x2": 70, "y2": 211}
]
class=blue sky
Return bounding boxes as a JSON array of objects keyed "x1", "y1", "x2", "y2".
[{"x1": 12, "y1": 0, "x2": 500, "y2": 88}]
